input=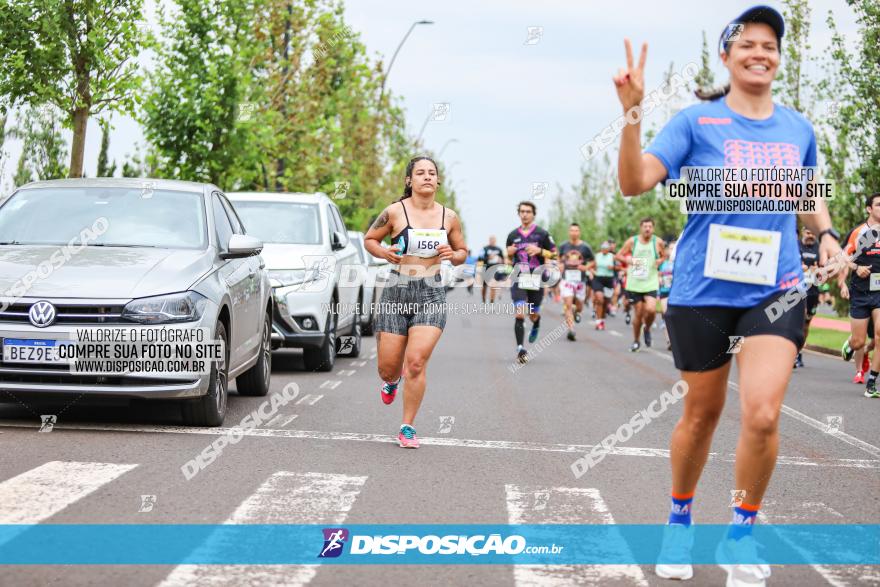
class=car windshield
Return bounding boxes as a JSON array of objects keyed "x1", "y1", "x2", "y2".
[
  {"x1": 232, "y1": 201, "x2": 321, "y2": 245},
  {"x1": 0, "y1": 187, "x2": 207, "y2": 249}
]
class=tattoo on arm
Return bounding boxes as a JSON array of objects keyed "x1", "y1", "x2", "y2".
[{"x1": 372, "y1": 210, "x2": 389, "y2": 230}]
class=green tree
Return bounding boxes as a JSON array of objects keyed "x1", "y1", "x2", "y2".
[
  {"x1": 775, "y1": 0, "x2": 812, "y2": 113},
  {"x1": 0, "y1": 104, "x2": 9, "y2": 194},
  {"x1": 143, "y1": 0, "x2": 256, "y2": 186},
  {"x1": 693, "y1": 31, "x2": 715, "y2": 93},
  {"x1": 96, "y1": 120, "x2": 115, "y2": 177},
  {"x1": 0, "y1": 0, "x2": 147, "y2": 177},
  {"x1": 144, "y1": 0, "x2": 416, "y2": 235},
  {"x1": 818, "y1": 0, "x2": 880, "y2": 233},
  {"x1": 11, "y1": 105, "x2": 68, "y2": 184}
]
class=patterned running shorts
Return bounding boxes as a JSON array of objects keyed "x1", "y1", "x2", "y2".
[{"x1": 375, "y1": 271, "x2": 448, "y2": 335}]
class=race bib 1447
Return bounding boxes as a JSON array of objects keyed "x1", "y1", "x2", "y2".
[{"x1": 703, "y1": 224, "x2": 780, "y2": 286}]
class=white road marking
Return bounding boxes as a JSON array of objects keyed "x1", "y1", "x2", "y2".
[
  {"x1": 0, "y1": 461, "x2": 137, "y2": 525},
  {"x1": 505, "y1": 484, "x2": 648, "y2": 586},
  {"x1": 759, "y1": 501, "x2": 878, "y2": 587},
  {"x1": 642, "y1": 350, "x2": 880, "y2": 459},
  {"x1": 646, "y1": 348, "x2": 672, "y2": 361},
  {"x1": 296, "y1": 394, "x2": 324, "y2": 406},
  {"x1": 319, "y1": 380, "x2": 341, "y2": 389},
  {"x1": 351, "y1": 360, "x2": 367, "y2": 367},
  {"x1": 280, "y1": 414, "x2": 299, "y2": 427},
  {"x1": 264, "y1": 413, "x2": 289, "y2": 428},
  {"x1": 3, "y1": 421, "x2": 874, "y2": 470},
  {"x1": 159, "y1": 471, "x2": 366, "y2": 587},
  {"x1": 727, "y1": 381, "x2": 880, "y2": 459},
  {"x1": 336, "y1": 370, "x2": 356, "y2": 377},
  {"x1": 609, "y1": 330, "x2": 622, "y2": 337}
]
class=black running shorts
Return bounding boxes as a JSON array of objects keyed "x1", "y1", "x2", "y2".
[
  {"x1": 849, "y1": 290, "x2": 880, "y2": 320},
  {"x1": 625, "y1": 289, "x2": 657, "y2": 304},
  {"x1": 592, "y1": 275, "x2": 615, "y2": 293},
  {"x1": 511, "y1": 283, "x2": 544, "y2": 312},
  {"x1": 665, "y1": 293, "x2": 805, "y2": 372}
]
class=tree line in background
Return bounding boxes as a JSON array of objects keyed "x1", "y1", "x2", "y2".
[
  {"x1": 0, "y1": 0, "x2": 458, "y2": 232},
  {"x1": 0, "y1": 0, "x2": 876, "y2": 241},
  {"x1": 547, "y1": 0, "x2": 879, "y2": 257}
]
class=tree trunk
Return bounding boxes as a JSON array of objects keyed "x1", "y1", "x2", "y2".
[{"x1": 68, "y1": 107, "x2": 89, "y2": 178}]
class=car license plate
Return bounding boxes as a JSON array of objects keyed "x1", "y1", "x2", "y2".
[{"x1": 2, "y1": 338, "x2": 72, "y2": 364}]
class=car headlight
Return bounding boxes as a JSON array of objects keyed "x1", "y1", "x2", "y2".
[
  {"x1": 122, "y1": 291, "x2": 208, "y2": 324},
  {"x1": 268, "y1": 269, "x2": 320, "y2": 288}
]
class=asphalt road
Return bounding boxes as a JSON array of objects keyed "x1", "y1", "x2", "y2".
[{"x1": 1, "y1": 287, "x2": 878, "y2": 586}]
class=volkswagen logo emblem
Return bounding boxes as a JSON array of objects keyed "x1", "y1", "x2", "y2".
[{"x1": 28, "y1": 301, "x2": 56, "y2": 327}]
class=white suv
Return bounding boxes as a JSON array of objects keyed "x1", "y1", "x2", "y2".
[
  {"x1": 347, "y1": 231, "x2": 392, "y2": 336},
  {"x1": 228, "y1": 192, "x2": 362, "y2": 371}
]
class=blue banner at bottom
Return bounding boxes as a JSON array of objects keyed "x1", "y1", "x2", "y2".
[{"x1": 0, "y1": 524, "x2": 877, "y2": 565}]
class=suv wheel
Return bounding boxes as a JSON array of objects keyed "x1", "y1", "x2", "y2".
[
  {"x1": 337, "y1": 320, "x2": 361, "y2": 358},
  {"x1": 303, "y1": 304, "x2": 336, "y2": 372},
  {"x1": 181, "y1": 321, "x2": 228, "y2": 426},
  {"x1": 237, "y1": 310, "x2": 271, "y2": 396}
]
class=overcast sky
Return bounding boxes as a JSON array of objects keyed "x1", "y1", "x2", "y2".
[{"x1": 0, "y1": 0, "x2": 860, "y2": 248}]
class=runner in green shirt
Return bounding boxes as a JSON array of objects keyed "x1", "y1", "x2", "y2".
[{"x1": 616, "y1": 217, "x2": 667, "y2": 352}]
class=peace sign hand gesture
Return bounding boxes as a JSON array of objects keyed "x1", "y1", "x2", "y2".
[{"x1": 613, "y1": 39, "x2": 648, "y2": 112}]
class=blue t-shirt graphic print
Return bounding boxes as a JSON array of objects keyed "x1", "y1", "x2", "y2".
[{"x1": 646, "y1": 97, "x2": 817, "y2": 307}]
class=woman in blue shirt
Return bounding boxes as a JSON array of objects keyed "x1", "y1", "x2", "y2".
[{"x1": 614, "y1": 6, "x2": 841, "y2": 585}]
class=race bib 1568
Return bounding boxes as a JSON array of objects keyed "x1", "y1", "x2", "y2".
[{"x1": 407, "y1": 229, "x2": 447, "y2": 258}]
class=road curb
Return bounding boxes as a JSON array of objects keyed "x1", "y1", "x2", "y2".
[{"x1": 805, "y1": 343, "x2": 838, "y2": 358}]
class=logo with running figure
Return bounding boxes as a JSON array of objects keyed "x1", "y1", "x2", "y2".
[
  {"x1": 430, "y1": 102, "x2": 450, "y2": 122},
  {"x1": 824, "y1": 414, "x2": 843, "y2": 434},
  {"x1": 531, "y1": 182, "x2": 549, "y2": 200},
  {"x1": 337, "y1": 336, "x2": 355, "y2": 355},
  {"x1": 524, "y1": 26, "x2": 543, "y2": 45},
  {"x1": 318, "y1": 528, "x2": 349, "y2": 558},
  {"x1": 39, "y1": 414, "x2": 57, "y2": 432},
  {"x1": 727, "y1": 336, "x2": 744, "y2": 354},
  {"x1": 724, "y1": 23, "x2": 745, "y2": 42},
  {"x1": 729, "y1": 489, "x2": 747, "y2": 508}
]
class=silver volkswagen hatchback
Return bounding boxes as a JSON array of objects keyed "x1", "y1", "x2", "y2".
[{"x1": 0, "y1": 179, "x2": 273, "y2": 426}]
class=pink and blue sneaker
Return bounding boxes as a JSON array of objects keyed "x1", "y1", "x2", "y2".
[
  {"x1": 398, "y1": 424, "x2": 419, "y2": 448},
  {"x1": 380, "y1": 377, "x2": 401, "y2": 405}
]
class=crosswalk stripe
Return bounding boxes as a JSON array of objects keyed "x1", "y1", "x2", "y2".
[
  {"x1": 158, "y1": 471, "x2": 367, "y2": 587},
  {"x1": 0, "y1": 461, "x2": 137, "y2": 525},
  {"x1": 505, "y1": 484, "x2": 648, "y2": 586}
]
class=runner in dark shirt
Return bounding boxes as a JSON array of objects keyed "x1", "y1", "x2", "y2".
[
  {"x1": 506, "y1": 201, "x2": 556, "y2": 363},
  {"x1": 477, "y1": 236, "x2": 506, "y2": 303}
]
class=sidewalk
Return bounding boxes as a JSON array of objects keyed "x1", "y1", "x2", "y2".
[{"x1": 812, "y1": 316, "x2": 849, "y2": 333}]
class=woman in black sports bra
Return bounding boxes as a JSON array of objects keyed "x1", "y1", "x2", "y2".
[{"x1": 364, "y1": 156, "x2": 468, "y2": 448}]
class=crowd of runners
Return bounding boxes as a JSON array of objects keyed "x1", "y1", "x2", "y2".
[{"x1": 360, "y1": 5, "x2": 876, "y2": 586}]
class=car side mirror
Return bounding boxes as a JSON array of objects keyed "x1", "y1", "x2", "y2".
[
  {"x1": 331, "y1": 231, "x2": 347, "y2": 251},
  {"x1": 220, "y1": 234, "x2": 263, "y2": 259}
]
